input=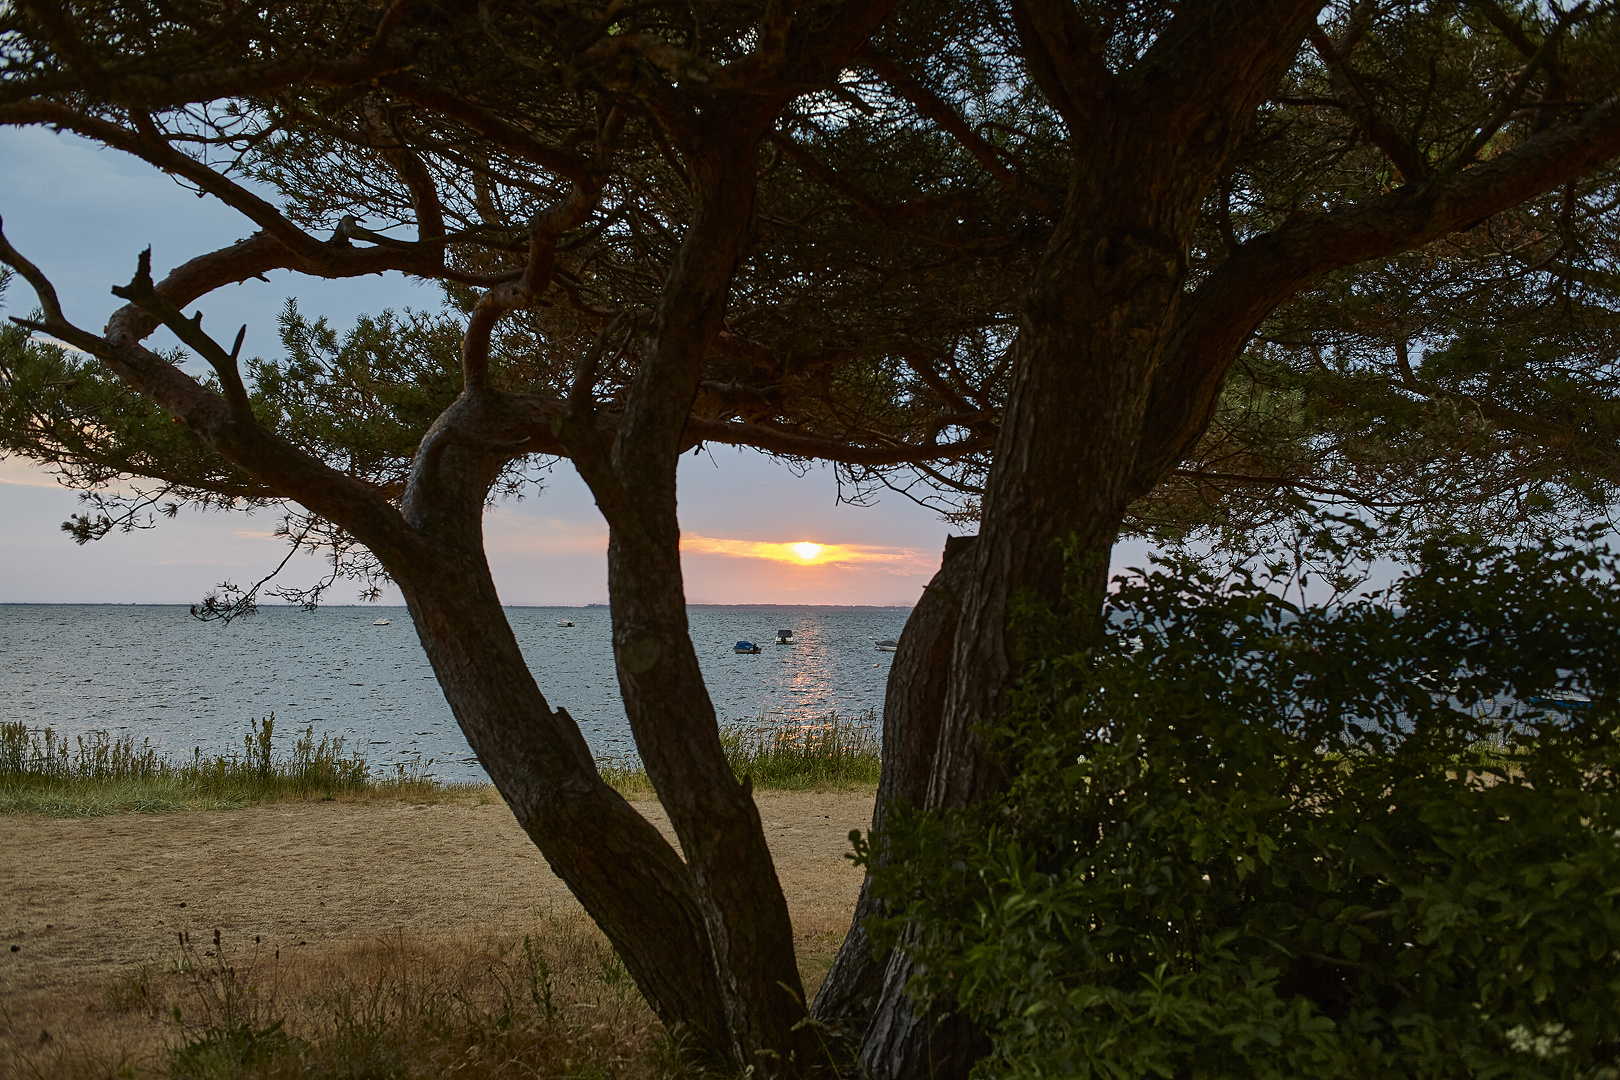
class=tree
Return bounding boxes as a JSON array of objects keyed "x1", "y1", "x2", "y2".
[{"x1": 3, "y1": 0, "x2": 1619, "y2": 1076}]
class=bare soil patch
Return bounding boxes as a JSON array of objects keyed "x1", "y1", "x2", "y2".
[{"x1": 0, "y1": 790, "x2": 874, "y2": 1067}]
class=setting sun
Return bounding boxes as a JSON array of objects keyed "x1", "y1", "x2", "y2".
[{"x1": 679, "y1": 533, "x2": 936, "y2": 574}]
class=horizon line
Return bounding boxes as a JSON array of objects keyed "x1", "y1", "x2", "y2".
[{"x1": 0, "y1": 600, "x2": 917, "y2": 609}]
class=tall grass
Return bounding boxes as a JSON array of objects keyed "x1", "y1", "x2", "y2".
[
  {"x1": 599, "y1": 713, "x2": 882, "y2": 795},
  {"x1": 0, "y1": 716, "x2": 470, "y2": 816},
  {"x1": 722, "y1": 714, "x2": 881, "y2": 789},
  {"x1": 2, "y1": 711, "x2": 883, "y2": 815}
]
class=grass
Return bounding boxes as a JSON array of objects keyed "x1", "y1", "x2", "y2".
[
  {"x1": 2, "y1": 712, "x2": 881, "y2": 816},
  {"x1": 4, "y1": 915, "x2": 700, "y2": 1080},
  {"x1": 600, "y1": 713, "x2": 882, "y2": 796},
  {"x1": 0, "y1": 717, "x2": 480, "y2": 817}
]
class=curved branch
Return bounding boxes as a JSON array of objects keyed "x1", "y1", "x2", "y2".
[
  {"x1": 0, "y1": 221, "x2": 423, "y2": 565},
  {"x1": 364, "y1": 102, "x2": 448, "y2": 244},
  {"x1": 379, "y1": 77, "x2": 594, "y2": 182},
  {"x1": 683, "y1": 416, "x2": 993, "y2": 466},
  {"x1": 461, "y1": 180, "x2": 604, "y2": 389},
  {"x1": 767, "y1": 131, "x2": 1021, "y2": 252},
  {"x1": 1131, "y1": 91, "x2": 1620, "y2": 498},
  {"x1": 1306, "y1": 23, "x2": 1430, "y2": 182}
]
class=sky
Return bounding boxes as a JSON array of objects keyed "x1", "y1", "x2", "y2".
[{"x1": 0, "y1": 125, "x2": 1040, "y2": 607}]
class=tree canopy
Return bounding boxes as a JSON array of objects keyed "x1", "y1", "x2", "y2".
[{"x1": 3, "y1": 0, "x2": 1619, "y2": 1075}]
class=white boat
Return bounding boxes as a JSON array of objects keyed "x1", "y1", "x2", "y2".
[
  {"x1": 372, "y1": 618, "x2": 391, "y2": 626},
  {"x1": 776, "y1": 629, "x2": 794, "y2": 644},
  {"x1": 875, "y1": 639, "x2": 899, "y2": 652},
  {"x1": 557, "y1": 620, "x2": 575, "y2": 627}
]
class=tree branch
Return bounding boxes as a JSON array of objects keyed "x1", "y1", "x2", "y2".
[
  {"x1": 0, "y1": 221, "x2": 422, "y2": 563},
  {"x1": 379, "y1": 77, "x2": 595, "y2": 182},
  {"x1": 767, "y1": 131, "x2": 1019, "y2": 252},
  {"x1": 1131, "y1": 91, "x2": 1620, "y2": 498},
  {"x1": 1, "y1": 45, "x2": 412, "y2": 111},
  {"x1": 1007, "y1": 0, "x2": 1112, "y2": 133},
  {"x1": 1306, "y1": 23, "x2": 1431, "y2": 182},
  {"x1": 109, "y1": 249, "x2": 258, "y2": 426},
  {"x1": 683, "y1": 416, "x2": 993, "y2": 466},
  {"x1": 461, "y1": 179, "x2": 605, "y2": 389},
  {"x1": 859, "y1": 49, "x2": 1057, "y2": 217}
]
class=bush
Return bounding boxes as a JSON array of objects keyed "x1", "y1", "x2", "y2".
[{"x1": 865, "y1": 533, "x2": 1620, "y2": 1080}]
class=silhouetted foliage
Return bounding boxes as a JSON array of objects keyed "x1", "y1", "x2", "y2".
[{"x1": 868, "y1": 531, "x2": 1620, "y2": 1078}]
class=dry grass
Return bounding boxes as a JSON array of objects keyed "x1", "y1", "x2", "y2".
[{"x1": 3, "y1": 914, "x2": 701, "y2": 1080}]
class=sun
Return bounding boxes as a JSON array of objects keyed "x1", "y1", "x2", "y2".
[{"x1": 792, "y1": 542, "x2": 824, "y2": 561}]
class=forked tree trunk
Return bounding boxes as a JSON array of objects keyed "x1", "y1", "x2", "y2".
[{"x1": 385, "y1": 438, "x2": 734, "y2": 1055}]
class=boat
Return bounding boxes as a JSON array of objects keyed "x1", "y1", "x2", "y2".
[
  {"x1": 557, "y1": 620, "x2": 575, "y2": 627},
  {"x1": 1527, "y1": 690, "x2": 1593, "y2": 710},
  {"x1": 875, "y1": 639, "x2": 899, "y2": 652},
  {"x1": 372, "y1": 618, "x2": 391, "y2": 626},
  {"x1": 733, "y1": 640, "x2": 761, "y2": 654},
  {"x1": 776, "y1": 629, "x2": 794, "y2": 644}
]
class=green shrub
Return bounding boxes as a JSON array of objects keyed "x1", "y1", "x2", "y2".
[{"x1": 865, "y1": 533, "x2": 1620, "y2": 1080}]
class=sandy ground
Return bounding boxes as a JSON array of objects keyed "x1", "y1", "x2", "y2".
[{"x1": 0, "y1": 790, "x2": 875, "y2": 1057}]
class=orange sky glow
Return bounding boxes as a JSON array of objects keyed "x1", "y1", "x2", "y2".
[{"x1": 680, "y1": 534, "x2": 931, "y2": 569}]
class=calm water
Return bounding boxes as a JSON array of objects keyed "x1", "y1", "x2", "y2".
[{"x1": 0, "y1": 604, "x2": 909, "y2": 779}]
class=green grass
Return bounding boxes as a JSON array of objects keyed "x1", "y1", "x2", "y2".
[
  {"x1": 1, "y1": 712, "x2": 882, "y2": 816},
  {"x1": 0, "y1": 716, "x2": 474, "y2": 816},
  {"x1": 599, "y1": 713, "x2": 882, "y2": 796}
]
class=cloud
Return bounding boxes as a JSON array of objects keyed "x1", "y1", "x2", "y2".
[
  {"x1": 28, "y1": 331, "x2": 89, "y2": 355},
  {"x1": 681, "y1": 533, "x2": 935, "y2": 571},
  {"x1": 484, "y1": 513, "x2": 611, "y2": 556},
  {"x1": 0, "y1": 460, "x2": 68, "y2": 487}
]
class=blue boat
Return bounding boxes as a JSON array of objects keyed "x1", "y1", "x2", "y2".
[{"x1": 733, "y1": 640, "x2": 761, "y2": 654}]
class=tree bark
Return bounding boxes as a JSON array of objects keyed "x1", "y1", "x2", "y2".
[
  {"x1": 568, "y1": 124, "x2": 819, "y2": 1074},
  {"x1": 857, "y1": 11, "x2": 1330, "y2": 1071},
  {"x1": 812, "y1": 534, "x2": 978, "y2": 1030},
  {"x1": 385, "y1": 429, "x2": 734, "y2": 1055}
]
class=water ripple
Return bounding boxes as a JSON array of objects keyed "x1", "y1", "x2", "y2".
[{"x1": 0, "y1": 604, "x2": 909, "y2": 780}]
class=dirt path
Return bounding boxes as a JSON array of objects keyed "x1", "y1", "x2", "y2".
[{"x1": 0, "y1": 791, "x2": 874, "y2": 1030}]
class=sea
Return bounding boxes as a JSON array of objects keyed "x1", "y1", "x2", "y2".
[{"x1": 0, "y1": 604, "x2": 911, "y2": 781}]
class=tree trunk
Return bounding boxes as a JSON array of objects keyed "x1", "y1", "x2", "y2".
[
  {"x1": 384, "y1": 434, "x2": 733, "y2": 1056},
  {"x1": 575, "y1": 127, "x2": 818, "y2": 1074},
  {"x1": 813, "y1": 535, "x2": 977, "y2": 1029},
  {"x1": 606, "y1": 524, "x2": 815, "y2": 1072},
  {"x1": 860, "y1": 134, "x2": 1211, "y2": 1080}
]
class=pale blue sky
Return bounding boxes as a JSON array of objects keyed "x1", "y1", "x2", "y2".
[{"x1": 0, "y1": 126, "x2": 1009, "y2": 606}]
